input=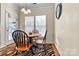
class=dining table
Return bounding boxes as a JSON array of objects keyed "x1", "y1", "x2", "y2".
[{"x1": 27, "y1": 32, "x2": 41, "y2": 43}]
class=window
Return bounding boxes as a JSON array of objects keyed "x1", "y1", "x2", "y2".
[
  {"x1": 5, "y1": 11, "x2": 18, "y2": 44},
  {"x1": 35, "y1": 15, "x2": 46, "y2": 37},
  {"x1": 25, "y1": 16, "x2": 34, "y2": 34},
  {"x1": 25, "y1": 15, "x2": 46, "y2": 37},
  {"x1": 8, "y1": 18, "x2": 17, "y2": 40}
]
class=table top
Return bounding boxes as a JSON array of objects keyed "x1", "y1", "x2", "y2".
[{"x1": 27, "y1": 32, "x2": 41, "y2": 38}]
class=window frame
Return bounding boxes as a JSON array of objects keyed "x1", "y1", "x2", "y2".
[{"x1": 25, "y1": 15, "x2": 47, "y2": 35}]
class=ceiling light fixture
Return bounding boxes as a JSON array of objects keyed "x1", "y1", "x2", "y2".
[
  {"x1": 24, "y1": 11, "x2": 28, "y2": 14},
  {"x1": 21, "y1": 8, "x2": 26, "y2": 12},
  {"x1": 27, "y1": 9, "x2": 31, "y2": 13},
  {"x1": 21, "y1": 8, "x2": 31, "y2": 15}
]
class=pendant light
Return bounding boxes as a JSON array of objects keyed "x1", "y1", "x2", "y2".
[
  {"x1": 21, "y1": 8, "x2": 26, "y2": 12},
  {"x1": 20, "y1": 4, "x2": 31, "y2": 15},
  {"x1": 24, "y1": 10, "x2": 28, "y2": 14},
  {"x1": 27, "y1": 9, "x2": 31, "y2": 13}
]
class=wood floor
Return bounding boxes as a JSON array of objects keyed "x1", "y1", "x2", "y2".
[
  {"x1": 52, "y1": 44, "x2": 60, "y2": 56},
  {"x1": 0, "y1": 43, "x2": 60, "y2": 56}
]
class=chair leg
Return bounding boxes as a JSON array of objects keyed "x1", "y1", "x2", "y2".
[
  {"x1": 43, "y1": 44, "x2": 46, "y2": 55},
  {"x1": 29, "y1": 47, "x2": 34, "y2": 55}
]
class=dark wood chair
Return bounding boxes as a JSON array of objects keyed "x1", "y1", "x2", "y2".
[
  {"x1": 12, "y1": 30, "x2": 32, "y2": 55},
  {"x1": 36, "y1": 30, "x2": 47, "y2": 44},
  {"x1": 32, "y1": 30, "x2": 47, "y2": 55}
]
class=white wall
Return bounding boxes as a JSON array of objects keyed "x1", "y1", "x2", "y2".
[
  {"x1": 0, "y1": 3, "x2": 19, "y2": 48},
  {"x1": 19, "y1": 6, "x2": 55, "y2": 43},
  {"x1": 55, "y1": 3, "x2": 79, "y2": 56}
]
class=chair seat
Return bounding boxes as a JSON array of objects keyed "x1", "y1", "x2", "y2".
[
  {"x1": 36, "y1": 42, "x2": 47, "y2": 45},
  {"x1": 36, "y1": 39, "x2": 46, "y2": 44},
  {"x1": 36, "y1": 39, "x2": 43, "y2": 43},
  {"x1": 16, "y1": 44, "x2": 32, "y2": 51}
]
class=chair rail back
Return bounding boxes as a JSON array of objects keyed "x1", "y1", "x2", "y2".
[
  {"x1": 12, "y1": 30, "x2": 28, "y2": 47},
  {"x1": 42, "y1": 30, "x2": 47, "y2": 43}
]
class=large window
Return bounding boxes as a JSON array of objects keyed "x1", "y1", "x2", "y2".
[
  {"x1": 8, "y1": 18, "x2": 17, "y2": 40},
  {"x1": 5, "y1": 11, "x2": 18, "y2": 41},
  {"x1": 35, "y1": 15, "x2": 46, "y2": 37},
  {"x1": 25, "y1": 15, "x2": 46, "y2": 37},
  {"x1": 25, "y1": 16, "x2": 34, "y2": 34}
]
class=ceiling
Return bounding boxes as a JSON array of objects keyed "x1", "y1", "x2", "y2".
[{"x1": 15, "y1": 3, "x2": 53, "y2": 9}]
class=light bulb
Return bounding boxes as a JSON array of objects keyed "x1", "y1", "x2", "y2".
[
  {"x1": 27, "y1": 9, "x2": 31, "y2": 13},
  {"x1": 24, "y1": 11, "x2": 28, "y2": 14},
  {"x1": 21, "y1": 8, "x2": 26, "y2": 12}
]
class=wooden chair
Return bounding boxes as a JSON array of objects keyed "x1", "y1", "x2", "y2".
[
  {"x1": 36, "y1": 30, "x2": 47, "y2": 44},
  {"x1": 33, "y1": 30, "x2": 47, "y2": 55},
  {"x1": 12, "y1": 30, "x2": 32, "y2": 55}
]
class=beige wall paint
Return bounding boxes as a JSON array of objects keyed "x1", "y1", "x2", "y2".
[
  {"x1": 0, "y1": 3, "x2": 19, "y2": 47},
  {"x1": 19, "y1": 6, "x2": 55, "y2": 43},
  {"x1": 55, "y1": 3, "x2": 79, "y2": 55}
]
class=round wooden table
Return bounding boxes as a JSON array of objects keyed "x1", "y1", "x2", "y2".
[{"x1": 27, "y1": 33, "x2": 41, "y2": 43}]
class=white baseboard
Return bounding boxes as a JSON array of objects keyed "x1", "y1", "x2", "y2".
[{"x1": 54, "y1": 42, "x2": 62, "y2": 56}]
